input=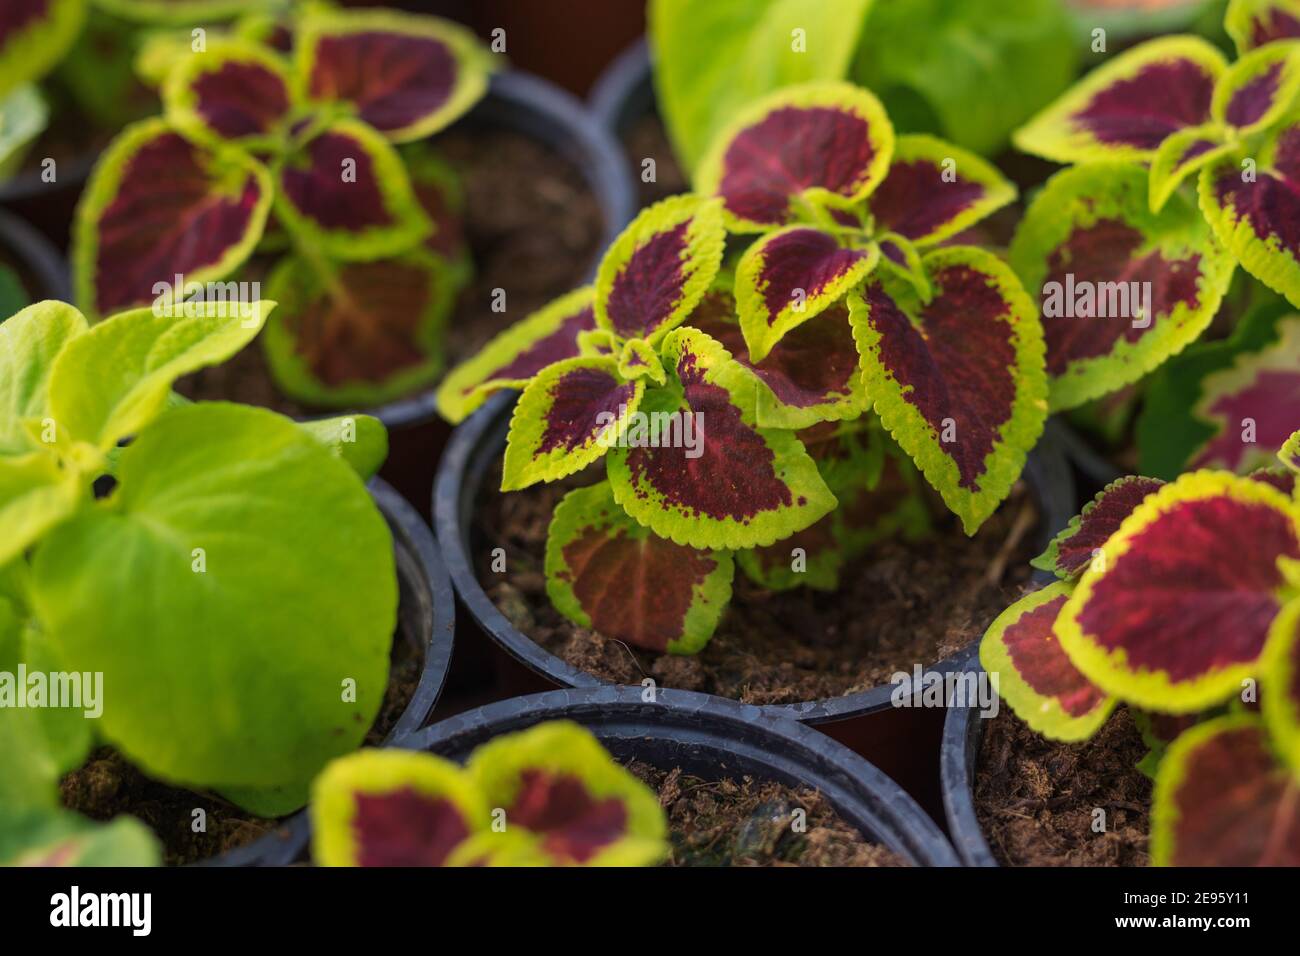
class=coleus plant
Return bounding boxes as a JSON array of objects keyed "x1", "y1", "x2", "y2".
[
  {"x1": 980, "y1": 429, "x2": 1300, "y2": 865},
  {"x1": 1008, "y1": 7, "x2": 1300, "y2": 419},
  {"x1": 0, "y1": 298, "x2": 397, "y2": 866},
  {"x1": 438, "y1": 80, "x2": 1050, "y2": 655},
  {"x1": 72, "y1": 3, "x2": 494, "y2": 407},
  {"x1": 311, "y1": 721, "x2": 667, "y2": 867}
]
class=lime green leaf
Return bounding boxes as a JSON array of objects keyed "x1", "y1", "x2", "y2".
[
  {"x1": 649, "y1": 0, "x2": 874, "y2": 174},
  {"x1": 47, "y1": 299, "x2": 274, "y2": 452},
  {"x1": 1262, "y1": 597, "x2": 1300, "y2": 773},
  {"x1": 855, "y1": 0, "x2": 1078, "y2": 157},
  {"x1": 545, "y1": 481, "x2": 733, "y2": 654},
  {"x1": 0, "y1": 85, "x2": 47, "y2": 180},
  {"x1": 0, "y1": 453, "x2": 81, "y2": 567},
  {"x1": 28, "y1": 403, "x2": 396, "y2": 801},
  {"x1": 0, "y1": 301, "x2": 89, "y2": 457},
  {"x1": 298, "y1": 415, "x2": 389, "y2": 480},
  {"x1": 0, "y1": 807, "x2": 160, "y2": 867}
]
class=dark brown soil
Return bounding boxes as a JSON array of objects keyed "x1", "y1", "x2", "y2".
[
  {"x1": 178, "y1": 128, "x2": 604, "y2": 415},
  {"x1": 973, "y1": 707, "x2": 1152, "y2": 867},
  {"x1": 623, "y1": 115, "x2": 688, "y2": 208},
  {"x1": 60, "y1": 621, "x2": 424, "y2": 866},
  {"x1": 476, "y1": 464, "x2": 1040, "y2": 706},
  {"x1": 629, "y1": 760, "x2": 904, "y2": 867}
]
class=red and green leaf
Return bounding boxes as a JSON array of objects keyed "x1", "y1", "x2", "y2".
[
  {"x1": 980, "y1": 582, "x2": 1116, "y2": 741},
  {"x1": 1282, "y1": 427, "x2": 1300, "y2": 473},
  {"x1": 1059, "y1": 472, "x2": 1300, "y2": 711},
  {"x1": 616, "y1": 337, "x2": 667, "y2": 386},
  {"x1": 310, "y1": 749, "x2": 486, "y2": 867},
  {"x1": 73, "y1": 119, "x2": 272, "y2": 317},
  {"x1": 296, "y1": 7, "x2": 492, "y2": 143},
  {"x1": 466, "y1": 722, "x2": 668, "y2": 867},
  {"x1": 866, "y1": 134, "x2": 1016, "y2": 247},
  {"x1": 1151, "y1": 714, "x2": 1300, "y2": 865},
  {"x1": 688, "y1": 288, "x2": 868, "y2": 429},
  {"x1": 1188, "y1": 314, "x2": 1300, "y2": 471},
  {"x1": 0, "y1": 0, "x2": 83, "y2": 98},
  {"x1": 1014, "y1": 36, "x2": 1225, "y2": 163},
  {"x1": 1200, "y1": 115, "x2": 1300, "y2": 308},
  {"x1": 593, "y1": 194, "x2": 725, "y2": 345},
  {"x1": 1148, "y1": 124, "x2": 1235, "y2": 213},
  {"x1": 273, "y1": 119, "x2": 432, "y2": 261},
  {"x1": 545, "y1": 481, "x2": 733, "y2": 654},
  {"x1": 260, "y1": 249, "x2": 453, "y2": 409},
  {"x1": 733, "y1": 226, "x2": 877, "y2": 362},
  {"x1": 1011, "y1": 163, "x2": 1235, "y2": 412},
  {"x1": 850, "y1": 246, "x2": 1048, "y2": 534},
  {"x1": 1213, "y1": 40, "x2": 1300, "y2": 135},
  {"x1": 1032, "y1": 475, "x2": 1167, "y2": 580},
  {"x1": 1263, "y1": 598, "x2": 1300, "y2": 773},
  {"x1": 1226, "y1": 0, "x2": 1300, "y2": 56},
  {"x1": 162, "y1": 40, "x2": 294, "y2": 150},
  {"x1": 606, "y1": 327, "x2": 835, "y2": 550},
  {"x1": 435, "y1": 287, "x2": 595, "y2": 425},
  {"x1": 502, "y1": 357, "x2": 643, "y2": 491},
  {"x1": 696, "y1": 82, "x2": 895, "y2": 232}
]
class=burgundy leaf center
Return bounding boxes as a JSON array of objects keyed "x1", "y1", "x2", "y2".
[
  {"x1": 351, "y1": 787, "x2": 470, "y2": 866},
  {"x1": 719, "y1": 106, "x2": 876, "y2": 225},
  {"x1": 606, "y1": 221, "x2": 691, "y2": 339},
  {"x1": 310, "y1": 31, "x2": 457, "y2": 134},
  {"x1": 539, "y1": 367, "x2": 639, "y2": 453},
  {"x1": 508, "y1": 770, "x2": 628, "y2": 863},
  {"x1": 1072, "y1": 59, "x2": 1214, "y2": 148}
]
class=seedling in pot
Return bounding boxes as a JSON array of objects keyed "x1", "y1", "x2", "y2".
[
  {"x1": 438, "y1": 81, "x2": 1051, "y2": 658},
  {"x1": 72, "y1": 4, "x2": 495, "y2": 408},
  {"x1": 979, "y1": 428, "x2": 1300, "y2": 864},
  {"x1": 311, "y1": 721, "x2": 667, "y2": 867},
  {"x1": 0, "y1": 298, "x2": 396, "y2": 865}
]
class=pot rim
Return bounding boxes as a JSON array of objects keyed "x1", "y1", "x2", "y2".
[
  {"x1": 203, "y1": 475, "x2": 454, "y2": 866},
  {"x1": 434, "y1": 388, "x2": 1076, "y2": 723},
  {"x1": 938, "y1": 648, "x2": 999, "y2": 867},
  {"x1": 397, "y1": 684, "x2": 961, "y2": 866}
]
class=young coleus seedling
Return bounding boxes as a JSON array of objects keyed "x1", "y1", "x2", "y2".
[
  {"x1": 73, "y1": 4, "x2": 494, "y2": 407},
  {"x1": 0, "y1": 298, "x2": 397, "y2": 845},
  {"x1": 981, "y1": 432, "x2": 1300, "y2": 865},
  {"x1": 311, "y1": 721, "x2": 667, "y2": 867}
]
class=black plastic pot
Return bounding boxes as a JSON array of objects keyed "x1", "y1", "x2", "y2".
[
  {"x1": 0, "y1": 149, "x2": 98, "y2": 251},
  {"x1": 372, "y1": 69, "x2": 637, "y2": 516},
  {"x1": 434, "y1": 388, "x2": 1076, "y2": 811},
  {"x1": 938, "y1": 648, "x2": 1001, "y2": 868},
  {"x1": 394, "y1": 685, "x2": 960, "y2": 866},
  {"x1": 204, "y1": 477, "x2": 456, "y2": 866},
  {"x1": 588, "y1": 37, "x2": 653, "y2": 141},
  {"x1": 0, "y1": 206, "x2": 72, "y2": 303}
]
